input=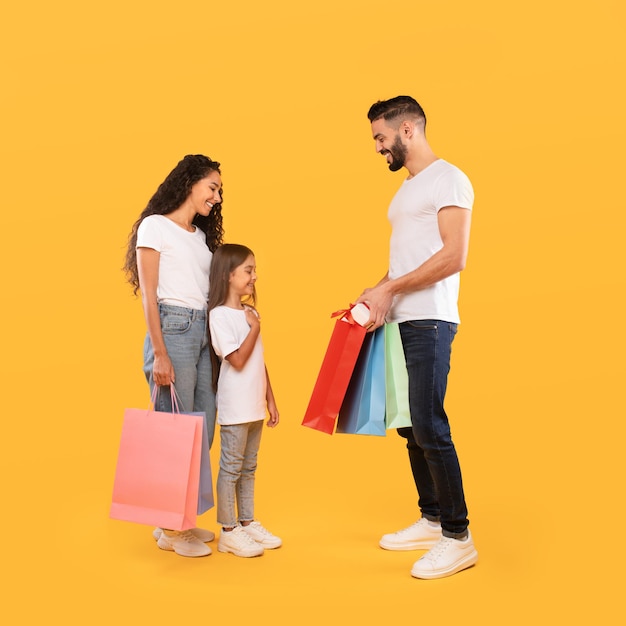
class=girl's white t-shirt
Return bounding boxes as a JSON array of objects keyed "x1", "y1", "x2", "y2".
[
  {"x1": 136, "y1": 214, "x2": 212, "y2": 311},
  {"x1": 387, "y1": 159, "x2": 474, "y2": 325},
  {"x1": 209, "y1": 306, "x2": 267, "y2": 425}
]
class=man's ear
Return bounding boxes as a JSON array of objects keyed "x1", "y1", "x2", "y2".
[{"x1": 400, "y1": 120, "x2": 414, "y2": 138}]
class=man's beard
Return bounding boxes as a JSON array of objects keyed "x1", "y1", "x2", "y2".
[{"x1": 387, "y1": 134, "x2": 407, "y2": 172}]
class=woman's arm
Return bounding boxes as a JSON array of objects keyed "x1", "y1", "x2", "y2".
[{"x1": 137, "y1": 247, "x2": 175, "y2": 386}]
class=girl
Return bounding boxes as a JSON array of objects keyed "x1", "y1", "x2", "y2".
[
  {"x1": 124, "y1": 154, "x2": 224, "y2": 558},
  {"x1": 208, "y1": 244, "x2": 280, "y2": 558}
]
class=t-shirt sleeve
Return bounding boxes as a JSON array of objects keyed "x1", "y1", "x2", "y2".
[
  {"x1": 209, "y1": 309, "x2": 242, "y2": 359},
  {"x1": 434, "y1": 167, "x2": 474, "y2": 212},
  {"x1": 136, "y1": 216, "x2": 164, "y2": 252}
]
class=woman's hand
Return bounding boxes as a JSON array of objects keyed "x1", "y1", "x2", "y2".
[{"x1": 153, "y1": 353, "x2": 176, "y2": 387}]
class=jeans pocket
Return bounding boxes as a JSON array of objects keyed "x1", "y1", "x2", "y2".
[
  {"x1": 161, "y1": 312, "x2": 192, "y2": 335},
  {"x1": 405, "y1": 321, "x2": 438, "y2": 331}
]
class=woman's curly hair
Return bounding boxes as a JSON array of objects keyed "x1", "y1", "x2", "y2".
[{"x1": 123, "y1": 154, "x2": 224, "y2": 294}]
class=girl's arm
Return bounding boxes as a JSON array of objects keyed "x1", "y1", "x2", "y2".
[
  {"x1": 137, "y1": 247, "x2": 175, "y2": 386},
  {"x1": 265, "y1": 366, "x2": 279, "y2": 427},
  {"x1": 223, "y1": 306, "x2": 261, "y2": 370}
]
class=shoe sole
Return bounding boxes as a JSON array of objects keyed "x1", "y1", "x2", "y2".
[
  {"x1": 217, "y1": 545, "x2": 264, "y2": 558},
  {"x1": 245, "y1": 537, "x2": 282, "y2": 549},
  {"x1": 379, "y1": 537, "x2": 440, "y2": 551},
  {"x1": 410, "y1": 550, "x2": 478, "y2": 579},
  {"x1": 156, "y1": 536, "x2": 212, "y2": 558}
]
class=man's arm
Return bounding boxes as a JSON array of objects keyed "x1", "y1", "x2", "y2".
[{"x1": 356, "y1": 206, "x2": 471, "y2": 329}]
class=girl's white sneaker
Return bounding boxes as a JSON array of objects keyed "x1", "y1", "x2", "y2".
[
  {"x1": 241, "y1": 521, "x2": 282, "y2": 549},
  {"x1": 218, "y1": 526, "x2": 264, "y2": 557}
]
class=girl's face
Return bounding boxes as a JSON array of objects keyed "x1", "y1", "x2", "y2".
[
  {"x1": 229, "y1": 254, "x2": 257, "y2": 298},
  {"x1": 188, "y1": 170, "x2": 222, "y2": 216}
]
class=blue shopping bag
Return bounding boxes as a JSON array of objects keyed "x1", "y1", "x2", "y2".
[
  {"x1": 336, "y1": 326, "x2": 386, "y2": 436},
  {"x1": 194, "y1": 410, "x2": 215, "y2": 515}
]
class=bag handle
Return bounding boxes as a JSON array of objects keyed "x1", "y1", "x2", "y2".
[{"x1": 150, "y1": 383, "x2": 183, "y2": 413}]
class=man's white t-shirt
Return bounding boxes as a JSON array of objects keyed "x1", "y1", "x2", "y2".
[
  {"x1": 209, "y1": 306, "x2": 267, "y2": 425},
  {"x1": 387, "y1": 159, "x2": 474, "y2": 325},
  {"x1": 136, "y1": 214, "x2": 211, "y2": 311}
]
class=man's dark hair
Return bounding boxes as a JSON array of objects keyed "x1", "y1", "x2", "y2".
[{"x1": 367, "y1": 96, "x2": 427, "y2": 128}]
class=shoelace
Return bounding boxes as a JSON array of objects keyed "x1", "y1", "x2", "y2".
[
  {"x1": 234, "y1": 527, "x2": 260, "y2": 545},
  {"x1": 249, "y1": 522, "x2": 272, "y2": 536},
  {"x1": 396, "y1": 520, "x2": 426, "y2": 536},
  {"x1": 177, "y1": 530, "x2": 198, "y2": 543},
  {"x1": 421, "y1": 537, "x2": 454, "y2": 561}
]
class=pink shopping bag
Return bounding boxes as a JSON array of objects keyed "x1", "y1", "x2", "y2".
[{"x1": 110, "y1": 397, "x2": 203, "y2": 531}]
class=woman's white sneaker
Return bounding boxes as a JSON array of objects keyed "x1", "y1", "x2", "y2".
[
  {"x1": 379, "y1": 518, "x2": 442, "y2": 550},
  {"x1": 411, "y1": 531, "x2": 478, "y2": 579},
  {"x1": 218, "y1": 526, "x2": 264, "y2": 558},
  {"x1": 156, "y1": 529, "x2": 212, "y2": 557},
  {"x1": 153, "y1": 527, "x2": 215, "y2": 543}
]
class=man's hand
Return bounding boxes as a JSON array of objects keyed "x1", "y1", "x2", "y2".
[{"x1": 356, "y1": 282, "x2": 394, "y2": 330}]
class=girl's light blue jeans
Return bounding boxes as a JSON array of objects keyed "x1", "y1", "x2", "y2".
[
  {"x1": 143, "y1": 303, "x2": 217, "y2": 448},
  {"x1": 216, "y1": 420, "x2": 263, "y2": 527}
]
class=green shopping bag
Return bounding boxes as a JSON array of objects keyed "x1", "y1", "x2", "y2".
[{"x1": 384, "y1": 323, "x2": 412, "y2": 429}]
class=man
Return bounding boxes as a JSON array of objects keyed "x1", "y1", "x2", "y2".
[{"x1": 356, "y1": 96, "x2": 478, "y2": 579}]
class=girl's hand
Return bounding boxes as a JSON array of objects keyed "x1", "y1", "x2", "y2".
[
  {"x1": 244, "y1": 305, "x2": 261, "y2": 330},
  {"x1": 153, "y1": 353, "x2": 176, "y2": 387},
  {"x1": 266, "y1": 400, "x2": 279, "y2": 428}
]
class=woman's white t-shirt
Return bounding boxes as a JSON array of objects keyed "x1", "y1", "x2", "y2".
[
  {"x1": 136, "y1": 214, "x2": 211, "y2": 311},
  {"x1": 209, "y1": 306, "x2": 267, "y2": 425}
]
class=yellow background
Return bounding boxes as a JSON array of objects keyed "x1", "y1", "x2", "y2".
[{"x1": 1, "y1": 1, "x2": 624, "y2": 623}]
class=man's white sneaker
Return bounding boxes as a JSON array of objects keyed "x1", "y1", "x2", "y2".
[
  {"x1": 153, "y1": 527, "x2": 215, "y2": 543},
  {"x1": 241, "y1": 521, "x2": 282, "y2": 549},
  {"x1": 379, "y1": 518, "x2": 442, "y2": 551},
  {"x1": 218, "y1": 526, "x2": 264, "y2": 558},
  {"x1": 156, "y1": 529, "x2": 212, "y2": 557},
  {"x1": 411, "y1": 531, "x2": 478, "y2": 579}
]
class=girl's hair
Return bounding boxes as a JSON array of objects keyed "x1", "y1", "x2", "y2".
[
  {"x1": 207, "y1": 243, "x2": 256, "y2": 391},
  {"x1": 123, "y1": 154, "x2": 224, "y2": 294}
]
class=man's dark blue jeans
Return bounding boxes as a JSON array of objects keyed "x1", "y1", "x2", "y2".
[{"x1": 398, "y1": 319, "x2": 469, "y2": 539}]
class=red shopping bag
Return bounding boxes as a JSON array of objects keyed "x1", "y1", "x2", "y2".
[
  {"x1": 110, "y1": 393, "x2": 203, "y2": 531},
  {"x1": 302, "y1": 306, "x2": 368, "y2": 434}
]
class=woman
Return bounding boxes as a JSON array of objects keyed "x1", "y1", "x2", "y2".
[{"x1": 123, "y1": 154, "x2": 224, "y2": 558}]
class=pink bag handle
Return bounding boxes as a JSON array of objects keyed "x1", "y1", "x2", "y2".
[{"x1": 150, "y1": 384, "x2": 182, "y2": 413}]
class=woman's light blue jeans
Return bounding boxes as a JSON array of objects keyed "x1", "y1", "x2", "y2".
[
  {"x1": 143, "y1": 303, "x2": 217, "y2": 448},
  {"x1": 216, "y1": 420, "x2": 263, "y2": 527}
]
